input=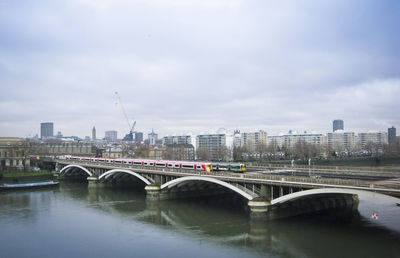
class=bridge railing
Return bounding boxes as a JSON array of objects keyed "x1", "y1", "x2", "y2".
[{"x1": 248, "y1": 163, "x2": 400, "y2": 174}]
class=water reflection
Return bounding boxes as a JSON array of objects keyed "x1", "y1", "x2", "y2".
[
  {"x1": 70, "y1": 183, "x2": 400, "y2": 258},
  {"x1": 1, "y1": 182, "x2": 399, "y2": 258}
]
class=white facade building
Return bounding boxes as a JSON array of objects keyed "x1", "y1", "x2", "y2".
[
  {"x1": 327, "y1": 131, "x2": 355, "y2": 151},
  {"x1": 105, "y1": 131, "x2": 118, "y2": 142},
  {"x1": 163, "y1": 135, "x2": 191, "y2": 146},
  {"x1": 148, "y1": 130, "x2": 158, "y2": 146},
  {"x1": 268, "y1": 133, "x2": 326, "y2": 149},
  {"x1": 240, "y1": 130, "x2": 268, "y2": 151},
  {"x1": 357, "y1": 132, "x2": 388, "y2": 149},
  {"x1": 196, "y1": 134, "x2": 226, "y2": 161}
]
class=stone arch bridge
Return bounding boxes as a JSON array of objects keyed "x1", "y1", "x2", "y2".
[{"x1": 56, "y1": 160, "x2": 400, "y2": 219}]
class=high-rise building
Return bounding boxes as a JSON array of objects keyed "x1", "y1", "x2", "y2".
[
  {"x1": 163, "y1": 135, "x2": 191, "y2": 146},
  {"x1": 388, "y1": 126, "x2": 397, "y2": 145},
  {"x1": 327, "y1": 131, "x2": 355, "y2": 151},
  {"x1": 233, "y1": 130, "x2": 241, "y2": 148},
  {"x1": 268, "y1": 133, "x2": 326, "y2": 149},
  {"x1": 92, "y1": 126, "x2": 96, "y2": 140},
  {"x1": 240, "y1": 130, "x2": 267, "y2": 152},
  {"x1": 40, "y1": 122, "x2": 54, "y2": 139},
  {"x1": 333, "y1": 119, "x2": 344, "y2": 132},
  {"x1": 105, "y1": 131, "x2": 118, "y2": 142},
  {"x1": 148, "y1": 129, "x2": 158, "y2": 146},
  {"x1": 135, "y1": 132, "x2": 143, "y2": 143},
  {"x1": 357, "y1": 132, "x2": 388, "y2": 149},
  {"x1": 196, "y1": 134, "x2": 226, "y2": 161}
]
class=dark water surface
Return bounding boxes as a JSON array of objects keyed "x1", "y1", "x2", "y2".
[{"x1": 1, "y1": 182, "x2": 399, "y2": 258}]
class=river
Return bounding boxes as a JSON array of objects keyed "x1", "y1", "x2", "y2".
[{"x1": 0, "y1": 182, "x2": 399, "y2": 258}]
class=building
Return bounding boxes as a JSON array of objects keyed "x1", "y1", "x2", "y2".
[
  {"x1": 92, "y1": 126, "x2": 96, "y2": 140},
  {"x1": 240, "y1": 130, "x2": 267, "y2": 152},
  {"x1": 135, "y1": 132, "x2": 143, "y2": 143},
  {"x1": 388, "y1": 126, "x2": 397, "y2": 145},
  {"x1": 148, "y1": 147, "x2": 164, "y2": 160},
  {"x1": 162, "y1": 135, "x2": 191, "y2": 146},
  {"x1": 163, "y1": 144, "x2": 195, "y2": 160},
  {"x1": 268, "y1": 133, "x2": 326, "y2": 149},
  {"x1": 0, "y1": 137, "x2": 30, "y2": 171},
  {"x1": 103, "y1": 147, "x2": 123, "y2": 159},
  {"x1": 148, "y1": 129, "x2": 158, "y2": 146},
  {"x1": 327, "y1": 131, "x2": 355, "y2": 152},
  {"x1": 333, "y1": 119, "x2": 344, "y2": 132},
  {"x1": 233, "y1": 130, "x2": 241, "y2": 148},
  {"x1": 196, "y1": 134, "x2": 226, "y2": 161},
  {"x1": 30, "y1": 142, "x2": 97, "y2": 156},
  {"x1": 56, "y1": 131, "x2": 63, "y2": 138},
  {"x1": 105, "y1": 131, "x2": 118, "y2": 142},
  {"x1": 357, "y1": 132, "x2": 388, "y2": 149},
  {"x1": 40, "y1": 122, "x2": 54, "y2": 139}
]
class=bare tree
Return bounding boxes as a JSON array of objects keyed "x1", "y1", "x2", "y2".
[{"x1": 196, "y1": 147, "x2": 210, "y2": 161}]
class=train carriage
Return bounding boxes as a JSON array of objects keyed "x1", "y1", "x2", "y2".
[{"x1": 60, "y1": 156, "x2": 213, "y2": 173}]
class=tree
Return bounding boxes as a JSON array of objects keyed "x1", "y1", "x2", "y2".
[
  {"x1": 135, "y1": 144, "x2": 150, "y2": 158},
  {"x1": 196, "y1": 147, "x2": 210, "y2": 161},
  {"x1": 163, "y1": 146, "x2": 174, "y2": 160}
]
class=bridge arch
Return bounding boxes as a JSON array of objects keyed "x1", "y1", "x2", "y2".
[
  {"x1": 59, "y1": 164, "x2": 93, "y2": 177},
  {"x1": 99, "y1": 169, "x2": 152, "y2": 185},
  {"x1": 161, "y1": 176, "x2": 257, "y2": 200},
  {"x1": 271, "y1": 188, "x2": 400, "y2": 205}
]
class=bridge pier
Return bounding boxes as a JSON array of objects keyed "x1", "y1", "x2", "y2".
[
  {"x1": 247, "y1": 184, "x2": 273, "y2": 219},
  {"x1": 87, "y1": 177, "x2": 108, "y2": 188},
  {"x1": 145, "y1": 185, "x2": 162, "y2": 201},
  {"x1": 248, "y1": 198, "x2": 271, "y2": 219}
]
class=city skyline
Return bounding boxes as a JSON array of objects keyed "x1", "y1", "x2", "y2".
[
  {"x1": 1, "y1": 1, "x2": 400, "y2": 138},
  {"x1": 36, "y1": 120, "x2": 396, "y2": 141}
]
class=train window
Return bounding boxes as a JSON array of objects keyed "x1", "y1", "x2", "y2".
[
  {"x1": 134, "y1": 161, "x2": 142, "y2": 165},
  {"x1": 182, "y1": 164, "x2": 194, "y2": 169},
  {"x1": 156, "y1": 163, "x2": 166, "y2": 167},
  {"x1": 115, "y1": 160, "x2": 122, "y2": 164},
  {"x1": 174, "y1": 164, "x2": 180, "y2": 168},
  {"x1": 167, "y1": 164, "x2": 174, "y2": 167},
  {"x1": 196, "y1": 165, "x2": 202, "y2": 169},
  {"x1": 149, "y1": 162, "x2": 154, "y2": 166}
]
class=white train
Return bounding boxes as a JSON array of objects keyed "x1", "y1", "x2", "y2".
[{"x1": 59, "y1": 155, "x2": 213, "y2": 173}]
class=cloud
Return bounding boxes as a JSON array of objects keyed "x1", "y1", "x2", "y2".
[{"x1": 0, "y1": 0, "x2": 399, "y2": 138}]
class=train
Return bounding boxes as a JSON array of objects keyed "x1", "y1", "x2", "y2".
[
  {"x1": 212, "y1": 162, "x2": 246, "y2": 172},
  {"x1": 59, "y1": 155, "x2": 246, "y2": 173}
]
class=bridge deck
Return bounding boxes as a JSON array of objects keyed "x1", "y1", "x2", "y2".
[{"x1": 57, "y1": 160, "x2": 400, "y2": 197}]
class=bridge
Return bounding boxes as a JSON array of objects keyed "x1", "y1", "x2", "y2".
[{"x1": 55, "y1": 159, "x2": 400, "y2": 219}]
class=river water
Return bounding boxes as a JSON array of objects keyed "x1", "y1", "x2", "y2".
[{"x1": 0, "y1": 182, "x2": 399, "y2": 258}]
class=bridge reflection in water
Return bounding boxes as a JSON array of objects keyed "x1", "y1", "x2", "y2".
[
  {"x1": 56, "y1": 160, "x2": 400, "y2": 220},
  {"x1": 57, "y1": 182, "x2": 400, "y2": 258}
]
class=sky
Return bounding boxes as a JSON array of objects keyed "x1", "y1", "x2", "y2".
[{"x1": 0, "y1": 0, "x2": 399, "y2": 139}]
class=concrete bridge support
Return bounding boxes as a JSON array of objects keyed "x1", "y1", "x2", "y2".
[
  {"x1": 145, "y1": 185, "x2": 162, "y2": 201},
  {"x1": 247, "y1": 184, "x2": 272, "y2": 219},
  {"x1": 87, "y1": 177, "x2": 109, "y2": 188}
]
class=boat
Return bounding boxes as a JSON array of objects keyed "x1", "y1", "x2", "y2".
[{"x1": 0, "y1": 181, "x2": 59, "y2": 191}]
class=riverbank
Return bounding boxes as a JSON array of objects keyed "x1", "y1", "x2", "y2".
[
  {"x1": 1, "y1": 170, "x2": 53, "y2": 178},
  {"x1": 0, "y1": 171, "x2": 54, "y2": 184}
]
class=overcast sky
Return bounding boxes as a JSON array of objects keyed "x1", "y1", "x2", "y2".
[{"x1": 1, "y1": 0, "x2": 399, "y2": 139}]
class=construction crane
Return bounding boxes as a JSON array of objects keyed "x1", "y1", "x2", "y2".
[{"x1": 115, "y1": 92, "x2": 136, "y2": 141}]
